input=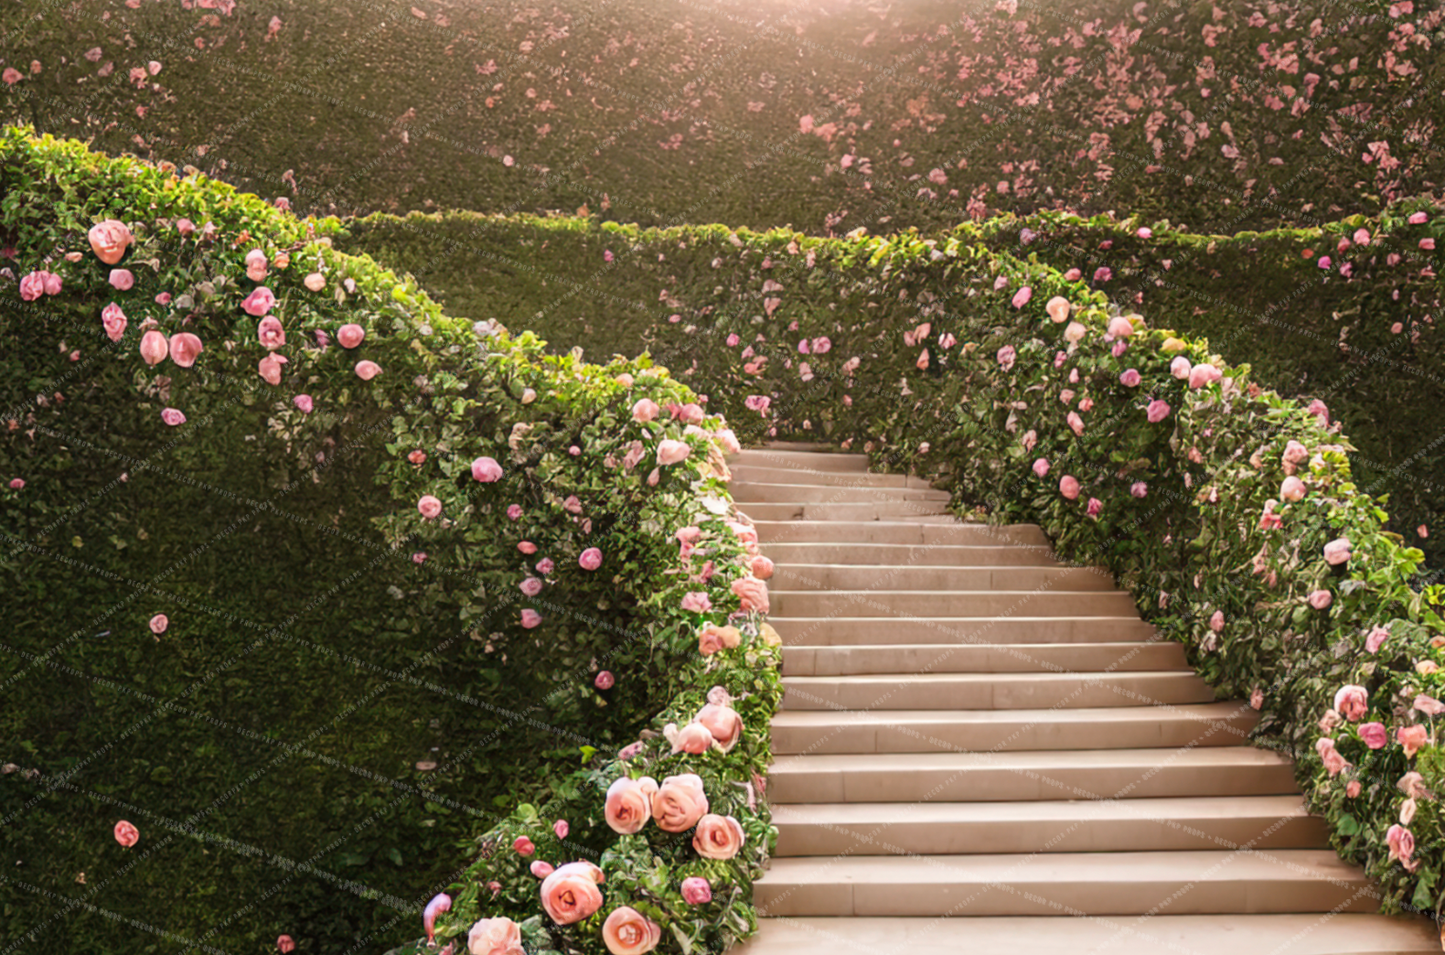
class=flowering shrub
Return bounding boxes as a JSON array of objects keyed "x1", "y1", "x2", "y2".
[{"x1": 0, "y1": 125, "x2": 780, "y2": 954}]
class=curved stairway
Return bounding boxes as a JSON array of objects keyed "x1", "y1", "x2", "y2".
[{"x1": 728, "y1": 446, "x2": 1438, "y2": 955}]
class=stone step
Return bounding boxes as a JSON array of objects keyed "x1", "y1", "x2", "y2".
[
  {"x1": 732, "y1": 914, "x2": 1441, "y2": 955},
  {"x1": 738, "y1": 501, "x2": 953, "y2": 522},
  {"x1": 781, "y1": 671, "x2": 1215, "y2": 711},
  {"x1": 730, "y1": 482, "x2": 953, "y2": 504},
  {"x1": 765, "y1": 747, "x2": 1301, "y2": 804},
  {"x1": 760, "y1": 542, "x2": 1059, "y2": 566},
  {"x1": 771, "y1": 795, "x2": 1329, "y2": 856},
  {"x1": 782, "y1": 642, "x2": 1188, "y2": 676},
  {"x1": 752, "y1": 850, "x2": 1377, "y2": 917},
  {"x1": 770, "y1": 702, "x2": 1257, "y2": 755},
  {"x1": 730, "y1": 465, "x2": 929, "y2": 489},
  {"x1": 729, "y1": 449, "x2": 869, "y2": 471},
  {"x1": 770, "y1": 590, "x2": 1138, "y2": 618},
  {"x1": 773, "y1": 616, "x2": 1157, "y2": 646},
  {"x1": 772, "y1": 564, "x2": 1116, "y2": 593},
  {"x1": 752, "y1": 521, "x2": 1049, "y2": 546}
]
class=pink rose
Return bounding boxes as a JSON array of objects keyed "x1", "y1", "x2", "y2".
[
  {"x1": 471, "y1": 456, "x2": 503, "y2": 482},
  {"x1": 744, "y1": 395, "x2": 771, "y2": 415},
  {"x1": 1064, "y1": 267, "x2": 1082, "y2": 280},
  {"x1": 102, "y1": 303, "x2": 128, "y2": 342},
  {"x1": 1346, "y1": 781, "x2": 1361, "y2": 798},
  {"x1": 535, "y1": 557, "x2": 553, "y2": 574},
  {"x1": 1119, "y1": 368, "x2": 1142, "y2": 387},
  {"x1": 1323, "y1": 537, "x2": 1351, "y2": 565},
  {"x1": 1106, "y1": 316, "x2": 1134, "y2": 338},
  {"x1": 1011, "y1": 286, "x2": 1032, "y2": 308},
  {"x1": 513, "y1": 836, "x2": 535, "y2": 856},
  {"x1": 1250, "y1": 687, "x2": 1264, "y2": 710},
  {"x1": 1067, "y1": 411, "x2": 1084, "y2": 436},
  {"x1": 89, "y1": 219, "x2": 133, "y2": 265},
  {"x1": 418, "y1": 495, "x2": 442, "y2": 519},
  {"x1": 257, "y1": 316, "x2": 285, "y2": 350},
  {"x1": 1032, "y1": 458, "x2": 1050, "y2": 479},
  {"x1": 18, "y1": 271, "x2": 45, "y2": 301},
  {"x1": 1063, "y1": 321, "x2": 1086, "y2": 343},
  {"x1": 258, "y1": 353, "x2": 285, "y2": 385},
  {"x1": 1169, "y1": 356, "x2": 1192, "y2": 380},
  {"x1": 601, "y1": 906, "x2": 661, "y2": 955},
  {"x1": 749, "y1": 555, "x2": 774, "y2": 580},
  {"x1": 539, "y1": 861, "x2": 605, "y2": 925},
  {"x1": 1319, "y1": 709, "x2": 1343, "y2": 733},
  {"x1": 1259, "y1": 507, "x2": 1282, "y2": 530},
  {"x1": 632, "y1": 398, "x2": 659, "y2": 422},
  {"x1": 139, "y1": 329, "x2": 169, "y2": 366},
  {"x1": 595, "y1": 671, "x2": 614, "y2": 690},
  {"x1": 725, "y1": 334, "x2": 740, "y2": 347},
  {"x1": 519, "y1": 577, "x2": 543, "y2": 597},
  {"x1": 168, "y1": 333, "x2": 202, "y2": 368},
  {"x1": 652, "y1": 773, "x2": 709, "y2": 832},
  {"x1": 149, "y1": 614, "x2": 169, "y2": 635},
  {"x1": 681, "y1": 591, "x2": 712, "y2": 613},
  {"x1": 293, "y1": 394, "x2": 313, "y2": 414},
  {"x1": 1209, "y1": 611, "x2": 1225, "y2": 633},
  {"x1": 1045, "y1": 296, "x2": 1071, "y2": 322},
  {"x1": 1187, "y1": 364, "x2": 1216, "y2": 389},
  {"x1": 697, "y1": 623, "x2": 741, "y2": 656},
  {"x1": 1308, "y1": 589, "x2": 1333, "y2": 610},
  {"x1": 423, "y1": 893, "x2": 451, "y2": 944},
  {"x1": 1421, "y1": 238, "x2": 1436, "y2": 251},
  {"x1": 240, "y1": 287, "x2": 276, "y2": 317},
  {"x1": 337, "y1": 323, "x2": 365, "y2": 348},
  {"x1": 1085, "y1": 497, "x2": 1101, "y2": 518},
  {"x1": 1415, "y1": 695, "x2": 1445, "y2": 716},
  {"x1": 277, "y1": 936, "x2": 296, "y2": 954},
  {"x1": 114, "y1": 820, "x2": 139, "y2": 847},
  {"x1": 1366, "y1": 625, "x2": 1390, "y2": 653},
  {"x1": 38, "y1": 270, "x2": 61, "y2": 295},
  {"x1": 1146, "y1": 399, "x2": 1170, "y2": 423},
  {"x1": 467, "y1": 918, "x2": 525, "y2": 955},
  {"x1": 605, "y1": 776, "x2": 659, "y2": 834},
  {"x1": 681, "y1": 877, "x2": 712, "y2": 905},
  {"x1": 160, "y1": 408, "x2": 186, "y2": 427},
  {"x1": 657, "y1": 439, "x2": 691, "y2": 466},
  {"x1": 812, "y1": 336, "x2": 831, "y2": 354},
  {"x1": 578, "y1": 548, "x2": 603, "y2": 571},
  {"x1": 667, "y1": 721, "x2": 715, "y2": 755},
  {"x1": 1283, "y1": 440, "x2": 1309, "y2": 465},
  {"x1": 695, "y1": 701, "x2": 742, "y2": 752},
  {"x1": 1398, "y1": 725, "x2": 1430, "y2": 757},
  {"x1": 521, "y1": 609, "x2": 542, "y2": 629},
  {"x1": 1079, "y1": 398, "x2": 1094, "y2": 412},
  {"x1": 1094, "y1": 267, "x2": 1112, "y2": 282},
  {"x1": 1315, "y1": 737, "x2": 1349, "y2": 777},
  {"x1": 693, "y1": 813, "x2": 745, "y2": 860},
  {"x1": 1358, "y1": 723, "x2": 1388, "y2": 749},
  {"x1": 8, "y1": 479, "x2": 24, "y2": 490},
  {"x1": 1130, "y1": 481, "x2": 1148, "y2": 498},
  {"x1": 1333, "y1": 685, "x2": 1368, "y2": 721},
  {"x1": 355, "y1": 360, "x2": 381, "y2": 380},
  {"x1": 732, "y1": 576, "x2": 769, "y2": 613},
  {"x1": 109, "y1": 268, "x2": 134, "y2": 291},
  {"x1": 530, "y1": 860, "x2": 555, "y2": 879},
  {"x1": 1281, "y1": 477, "x2": 1306, "y2": 502},
  {"x1": 1307, "y1": 399, "x2": 1329, "y2": 424},
  {"x1": 1386, "y1": 825, "x2": 1417, "y2": 870},
  {"x1": 997, "y1": 345, "x2": 1017, "y2": 370},
  {"x1": 506, "y1": 504, "x2": 522, "y2": 521},
  {"x1": 1059, "y1": 475, "x2": 1080, "y2": 500}
]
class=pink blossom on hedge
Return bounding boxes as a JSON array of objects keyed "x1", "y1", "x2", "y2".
[
  {"x1": 1386, "y1": 825, "x2": 1417, "y2": 870},
  {"x1": 1169, "y1": 356, "x2": 1192, "y2": 380},
  {"x1": 1045, "y1": 296, "x2": 1071, "y2": 323},
  {"x1": 667, "y1": 721, "x2": 714, "y2": 755},
  {"x1": 1398, "y1": 725, "x2": 1430, "y2": 757},
  {"x1": 355, "y1": 360, "x2": 381, "y2": 380},
  {"x1": 1063, "y1": 268, "x2": 1082, "y2": 280},
  {"x1": 423, "y1": 894, "x2": 451, "y2": 944},
  {"x1": 1146, "y1": 399, "x2": 1170, "y2": 423},
  {"x1": 733, "y1": 576, "x2": 769, "y2": 613},
  {"x1": 1323, "y1": 538, "x2": 1352, "y2": 565},
  {"x1": 1366, "y1": 625, "x2": 1391, "y2": 653},
  {"x1": 257, "y1": 316, "x2": 285, "y2": 350},
  {"x1": 506, "y1": 504, "x2": 522, "y2": 521},
  {"x1": 579, "y1": 548, "x2": 603, "y2": 571},
  {"x1": 725, "y1": 333, "x2": 739, "y2": 347},
  {"x1": 1318, "y1": 255, "x2": 1332, "y2": 269},
  {"x1": 681, "y1": 877, "x2": 712, "y2": 905},
  {"x1": 1085, "y1": 497, "x2": 1101, "y2": 518},
  {"x1": 114, "y1": 820, "x2": 139, "y2": 847},
  {"x1": 1315, "y1": 737, "x2": 1349, "y2": 777},
  {"x1": 1187, "y1": 364, "x2": 1217, "y2": 389},
  {"x1": 812, "y1": 336, "x2": 832, "y2": 354},
  {"x1": 519, "y1": 577, "x2": 543, "y2": 597},
  {"x1": 1137, "y1": 227, "x2": 1153, "y2": 239},
  {"x1": 337, "y1": 323, "x2": 365, "y2": 348},
  {"x1": 1333, "y1": 685, "x2": 1368, "y2": 721},
  {"x1": 1106, "y1": 316, "x2": 1134, "y2": 338},
  {"x1": 657, "y1": 440, "x2": 691, "y2": 466},
  {"x1": 8, "y1": 478, "x2": 23, "y2": 490},
  {"x1": 160, "y1": 408, "x2": 186, "y2": 426},
  {"x1": 996, "y1": 345, "x2": 1017, "y2": 371},
  {"x1": 1309, "y1": 589, "x2": 1333, "y2": 610},
  {"x1": 1059, "y1": 475, "x2": 1080, "y2": 500},
  {"x1": 1067, "y1": 412, "x2": 1084, "y2": 435},
  {"x1": 1415, "y1": 694, "x2": 1445, "y2": 716},
  {"x1": 1422, "y1": 238, "x2": 1436, "y2": 251},
  {"x1": 1409, "y1": 211, "x2": 1429, "y2": 224},
  {"x1": 1359, "y1": 723, "x2": 1389, "y2": 749},
  {"x1": 411, "y1": 552, "x2": 427, "y2": 564},
  {"x1": 1307, "y1": 399, "x2": 1329, "y2": 424},
  {"x1": 595, "y1": 671, "x2": 614, "y2": 690},
  {"x1": 1093, "y1": 267, "x2": 1112, "y2": 282},
  {"x1": 1249, "y1": 687, "x2": 1264, "y2": 710},
  {"x1": 108, "y1": 268, "x2": 134, "y2": 291},
  {"x1": 750, "y1": 555, "x2": 774, "y2": 580},
  {"x1": 1032, "y1": 458, "x2": 1050, "y2": 478},
  {"x1": 240, "y1": 287, "x2": 275, "y2": 317},
  {"x1": 258, "y1": 353, "x2": 285, "y2": 385},
  {"x1": 515, "y1": 541, "x2": 539, "y2": 556},
  {"x1": 681, "y1": 591, "x2": 712, "y2": 613},
  {"x1": 1060, "y1": 389, "x2": 1075, "y2": 405},
  {"x1": 1119, "y1": 368, "x2": 1141, "y2": 387},
  {"x1": 88, "y1": 220, "x2": 132, "y2": 265},
  {"x1": 101, "y1": 303, "x2": 128, "y2": 341},
  {"x1": 513, "y1": 836, "x2": 535, "y2": 856},
  {"x1": 1259, "y1": 507, "x2": 1282, "y2": 530},
  {"x1": 417, "y1": 495, "x2": 442, "y2": 519},
  {"x1": 139, "y1": 330, "x2": 168, "y2": 365},
  {"x1": 1281, "y1": 477, "x2": 1306, "y2": 502},
  {"x1": 471, "y1": 456, "x2": 503, "y2": 482},
  {"x1": 521, "y1": 609, "x2": 542, "y2": 629},
  {"x1": 536, "y1": 557, "x2": 554, "y2": 574},
  {"x1": 652, "y1": 773, "x2": 709, "y2": 832},
  {"x1": 293, "y1": 394, "x2": 313, "y2": 414},
  {"x1": 1208, "y1": 611, "x2": 1225, "y2": 633},
  {"x1": 168, "y1": 333, "x2": 202, "y2": 367},
  {"x1": 1130, "y1": 481, "x2": 1148, "y2": 498},
  {"x1": 1353, "y1": 228, "x2": 1371, "y2": 245},
  {"x1": 1283, "y1": 440, "x2": 1309, "y2": 466},
  {"x1": 149, "y1": 614, "x2": 169, "y2": 634},
  {"x1": 529, "y1": 860, "x2": 555, "y2": 879},
  {"x1": 277, "y1": 936, "x2": 296, "y2": 954},
  {"x1": 1011, "y1": 286, "x2": 1032, "y2": 308},
  {"x1": 1063, "y1": 321, "x2": 1086, "y2": 343},
  {"x1": 1346, "y1": 780, "x2": 1362, "y2": 798}
]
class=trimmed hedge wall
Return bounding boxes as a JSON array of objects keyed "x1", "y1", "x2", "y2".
[
  {"x1": 0, "y1": 126, "x2": 779, "y2": 955},
  {"x1": 3, "y1": 0, "x2": 1443, "y2": 234},
  {"x1": 335, "y1": 204, "x2": 1445, "y2": 564}
]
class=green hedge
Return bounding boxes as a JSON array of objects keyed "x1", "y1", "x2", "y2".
[
  {"x1": 0, "y1": 126, "x2": 780, "y2": 955},
  {"x1": 3, "y1": 0, "x2": 1442, "y2": 234},
  {"x1": 335, "y1": 203, "x2": 1445, "y2": 565}
]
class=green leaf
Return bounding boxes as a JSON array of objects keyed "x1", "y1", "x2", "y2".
[{"x1": 1336, "y1": 814, "x2": 1360, "y2": 836}]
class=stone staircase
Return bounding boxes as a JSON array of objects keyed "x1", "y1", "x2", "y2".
[{"x1": 728, "y1": 447, "x2": 1438, "y2": 955}]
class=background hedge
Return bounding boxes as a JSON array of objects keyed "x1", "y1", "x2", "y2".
[{"x1": 2, "y1": 0, "x2": 1443, "y2": 234}]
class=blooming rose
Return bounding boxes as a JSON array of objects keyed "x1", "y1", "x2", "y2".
[
  {"x1": 1333, "y1": 685, "x2": 1368, "y2": 721},
  {"x1": 521, "y1": 609, "x2": 542, "y2": 629},
  {"x1": 748, "y1": 555, "x2": 774, "y2": 581},
  {"x1": 1146, "y1": 399, "x2": 1170, "y2": 423},
  {"x1": 1315, "y1": 737, "x2": 1349, "y2": 777},
  {"x1": 716, "y1": 428, "x2": 742, "y2": 454},
  {"x1": 1398, "y1": 725, "x2": 1430, "y2": 757},
  {"x1": 169, "y1": 333, "x2": 202, "y2": 368},
  {"x1": 1045, "y1": 296, "x2": 1071, "y2": 322},
  {"x1": 258, "y1": 353, "x2": 286, "y2": 385},
  {"x1": 303, "y1": 272, "x2": 327, "y2": 293},
  {"x1": 530, "y1": 860, "x2": 555, "y2": 879},
  {"x1": 114, "y1": 820, "x2": 139, "y2": 846},
  {"x1": 471, "y1": 456, "x2": 503, "y2": 482},
  {"x1": 337, "y1": 323, "x2": 365, "y2": 348},
  {"x1": 102, "y1": 303, "x2": 128, "y2": 342},
  {"x1": 1187, "y1": 364, "x2": 1218, "y2": 389},
  {"x1": 1085, "y1": 497, "x2": 1102, "y2": 518},
  {"x1": 160, "y1": 408, "x2": 186, "y2": 427},
  {"x1": 693, "y1": 813, "x2": 745, "y2": 860},
  {"x1": 540, "y1": 861, "x2": 605, "y2": 925},
  {"x1": 1323, "y1": 537, "x2": 1352, "y2": 565},
  {"x1": 1059, "y1": 475, "x2": 1080, "y2": 500},
  {"x1": 1063, "y1": 321, "x2": 1086, "y2": 343},
  {"x1": 139, "y1": 329, "x2": 168, "y2": 365},
  {"x1": 513, "y1": 836, "x2": 535, "y2": 856},
  {"x1": 1283, "y1": 440, "x2": 1309, "y2": 466},
  {"x1": 1308, "y1": 589, "x2": 1333, "y2": 610},
  {"x1": 1358, "y1": 723, "x2": 1388, "y2": 749},
  {"x1": 1281, "y1": 477, "x2": 1306, "y2": 502},
  {"x1": 1119, "y1": 368, "x2": 1141, "y2": 387},
  {"x1": 1346, "y1": 781, "x2": 1361, "y2": 798},
  {"x1": 1209, "y1": 611, "x2": 1225, "y2": 633},
  {"x1": 467, "y1": 917, "x2": 525, "y2": 955},
  {"x1": 1386, "y1": 825, "x2": 1417, "y2": 871},
  {"x1": 1066, "y1": 411, "x2": 1084, "y2": 436},
  {"x1": 1032, "y1": 458, "x2": 1050, "y2": 479},
  {"x1": 1011, "y1": 286, "x2": 1032, "y2": 308},
  {"x1": 632, "y1": 398, "x2": 659, "y2": 422},
  {"x1": 595, "y1": 671, "x2": 614, "y2": 690},
  {"x1": 519, "y1": 577, "x2": 543, "y2": 597},
  {"x1": 418, "y1": 495, "x2": 442, "y2": 519},
  {"x1": 18, "y1": 271, "x2": 45, "y2": 301},
  {"x1": 355, "y1": 360, "x2": 382, "y2": 380},
  {"x1": 605, "y1": 776, "x2": 659, "y2": 833},
  {"x1": 1415, "y1": 695, "x2": 1445, "y2": 716},
  {"x1": 240, "y1": 287, "x2": 276, "y2": 317},
  {"x1": 1366, "y1": 625, "x2": 1390, "y2": 653},
  {"x1": 615, "y1": 373, "x2": 635, "y2": 388},
  {"x1": 695, "y1": 702, "x2": 742, "y2": 752},
  {"x1": 657, "y1": 439, "x2": 691, "y2": 466},
  {"x1": 579, "y1": 548, "x2": 603, "y2": 571},
  {"x1": 109, "y1": 268, "x2": 134, "y2": 291},
  {"x1": 997, "y1": 345, "x2": 1017, "y2": 371},
  {"x1": 681, "y1": 877, "x2": 712, "y2": 905},
  {"x1": 1106, "y1": 316, "x2": 1134, "y2": 338},
  {"x1": 1170, "y1": 356, "x2": 1192, "y2": 380},
  {"x1": 698, "y1": 623, "x2": 741, "y2": 656},
  {"x1": 681, "y1": 591, "x2": 712, "y2": 613},
  {"x1": 8, "y1": 479, "x2": 24, "y2": 490},
  {"x1": 149, "y1": 614, "x2": 169, "y2": 635},
  {"x1": 732, "y1": 576, "x2": 769, "y2": 613},
  {"x1": 602, "y1": 906, "x2": 661, "y2": 955},
  {"x1": 667, "y1": 721, "x2": 715, "y2": 755},
  {"x1": 424, "y1": 893, "x2": 451, "y2": 944},
  {"x1": 535, "y1": 557, "x2": 553, "y2": 574},
  {"x1": 1130, "y1": 481, "x2": 1148, "y2": 498},
  {"x1": 652, "y1": 774, "x2": 708, "y2": 832},
  {"x1": 89, "y1": 219, "x2": 133, "y2": 264},
  {"x1": 1319, "y1": 709, "x2": 1343, "y2": 733}
]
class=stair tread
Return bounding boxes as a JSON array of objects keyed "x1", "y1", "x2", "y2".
[
  {"x1": 783, "y1": 670, "x2": 1197, "y2": 684},
  {"x1": 772, "y1": 794, "x2": 1314, "y2": 823},
  {"x1": 772, "y1": 702, "x2": 1249, "y2": 725},
  {"x1": 769, "y1": 747, "x2": 1295, "y2": 772}
]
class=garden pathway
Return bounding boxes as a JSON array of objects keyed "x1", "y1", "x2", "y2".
[{"x1": 727, "y1": 446, "x2": 1437, "y2": 955}]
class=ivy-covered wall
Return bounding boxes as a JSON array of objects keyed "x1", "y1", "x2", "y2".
[{"x1": 2, "y1": 0, "x2": 1441, "y2": 234}]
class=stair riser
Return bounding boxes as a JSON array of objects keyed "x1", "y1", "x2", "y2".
[
  {"x1": 732, "y1": 485, "x2": 952, "y2": 504},
  {"x1": 782, "y1": 643, "x2": 1188, "y2": 676},
  {"x1": 774, "y1": 618, "x2": 1157, "y2": 646},
  {"x1": 770, "y1": 713, "x2": 1258, "y2": 755},
  {"x1": 773, "y1": 816, "x2": 1330, "y2": 856},
  {"x1": 729, "y1": 451, "x2": 868, "y2": 472},
  {"x1": 728, "y1": 466, "x2": 914, "y2": 488},
  {"x1": 760, "y1": 544, "x2": 1060, "y2": 567},
  {"x1": 753, "y1": 879, "x2": 1378, "y2": 918},
  {"x1": 772, "y1": 565, "x2": 1116, "y2": 593},
  {"x1": 753, "y1": 522, "x2": 1050, "y2": 546},
  {"x1": 771, "y1": 591, "x2": 1138, "y2": 618},
  {"x1": 767, "y1": 762, "x2": 1301, "y2": 804},
  {"x1": 741, "y1": 502, "x2": 953, "y2": 522},
  {"x1": 781, "y1": 674, "x2": 1215, "y2": 711}
]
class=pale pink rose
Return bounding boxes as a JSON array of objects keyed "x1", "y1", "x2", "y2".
[
  {"x1": 732, "y1": 576, "x2": 769, "y2": 613},
  {"x1": 286, "y1": 394, "x2": 310, "y2": 414},
  {"x1": 8, "y1": 479, "x2": 23, "y2": 490},
  {"x1": 657, "y1": 440, "x2": 691, "y2": 466},
  {"x1": 1, "y1": 68, "x2": 22, "y2": 86},
  {"x1": 668, "y1": 721, "x2": 715, "y2": 755},
  {"x1": 1401, "y1": 796, "x2": 1418, "y2": 826},
  {"x1": 1398, "y1": 725, "x2": 1430, "y2": 757},
  {"x1": 812, "y1": 336, "x2": 832, "y2": 354},
  {"x1": 997, "y1": 345, "x2": 1017, "y2": 370},
  {"x1": 107, "y1": 268, "x2": 135, "y2": 291},
  {"x1": 1346, "y1": 780, "x2": 1361, "y2": 798},
  {"x1": 470, "y1": 456, "x2": 502, "y2": 483},
  {"x1": 681, "y1": 877, "x2": 712, "y2": 905},
  {"x1": 716, "y1": 428, "x2": 742, "y2": 454},
  {"x1": 240, "y1": 287, "x2": 275, "y2": 317},
  {"x1": 1209, "y1": 611, "x2": 1225, "y2": 633},
  {"x1": 1169, "y1": 356, "x2": 1192, "y2": 380},
  {"x1": 1315, "y1": 737, "x2": 1349, "y2": 777},
  {"x1": 1359, "y1": 722, "x2": 1388, "y2": 749},
  {"x1": 89, "y1": 220, "x2": 132, "y2": 264},
  {"x1": 1308, "y1": 589, "x2": 1333, "y2": 610},
  {"x1": 681, "y1": 591, "x2": 712, "y2": 613},
  {"x1": 579, "y1": 548, "x2": 603, "y2": 571},
  {"x1": 1106, "y1": 316, "x2": 1134, "y2": 338},
  {"x1": 1067, "y1": 412, "x2": 1084, "y2": 436},
  {"x1": 1021, "y1": 429, "x2": 1038, "y2": 452},
  {"x1": 513, "y1": 836, "x2": 535, "y2": 856},
  {"x1": 1187, "y1": 364, "x2": 1216, "y2": 389},
  {"x1": 1283, "y1": 440, "x2": 1309, "y2": 465},
  {"x1": 168, "y1": 333, "x2": 202, "y2": 368},
  {"x1": 412, "y1": 552, "x2": 427, "y2": 564},
  {"x1": 725, "y1": 334, "x2": 740, "y2": 347},
  {"x1": 1307, "y1": 399, "x2": 1329, "y2": 423},
  {"x1": 1032, "y1": 458, "x2": 1050, "y2": 478},
  {"x1": 1063, "y1": 321, "x2": 1086, "y2": 343},
  {"x1": 160, "y1": 408, "x2": 186, "y2": 427},
  {"x1": 533, "y1": 556, "x2": 551, "y2": 572},
  {"x1": 337, "y1": 323, "x2": 365, "y2": 348},
  {"x1": 678, "y1": 402, "x2": 705, "y2": 424},
  {"x1": 424, "y1": 893, "x2": 452, "y2": 944},
  {"x1": 303, "y1": 272, "x2": 327, "y2": 293},
  {"x1": 1079, "y1": 398, "x2": 1094, "y2": 412},
  {"x1": 521, "y1": 609, "x2": 543, "y2": 629},
  {"x1": 418, "y1": 495, "x2": 442, "y2": 519},
  {"x1": 1146, "y1": 399, "x2": 1171, "y2": 423},
  {"x1": 277, "y1": 936, "x2": 296, "y2": 954},
  {"x1": 601, "y1": 906, "x2": 661, "y2": 955},
  {"x1": 614, "y1": 373, "x2": 635, "y2": 388},
  {"x1": 1094, "y1": 267, "x2": 1112, "y2": 282},
  {"x1": 695, "y1": 703, "x2": 742, "y2": 752},
  {"x1": 693, "y1": 813, "x2": 745, "y2": 860},
  {"x1": 139, "y1": 329, "x2": 168, "y2": 365},
  {"x1": 506, "y1": 504, "x2": 522, "y2": 520},
  {"x1": 1260, "y1": 507, "x2": 1282, "y2": 530},
  {"x1": 1085, "y1": 497, "x2": 1101, "y2": 518},
  {"x1": 1319, "y1": 709, "x2": 1343, "y2": 733},
  {"x1": 19, "y1": 271, "x2": 48, "y2": 301},
  {"x1": 632, "y1": 398, "x2": 660, "y2": 422},
  {"x1": 530, "y1": 860, "x2": 555, "y2": 879},
  {"x1": 1063, "y1": 267, "x2": 1082, "y2": 280},
  {"x1": 697, "y1": 623, "x2": 741, "y2": 656},
  {"x1": 1415, "y1": 695, "x2": 1445, "y2": 716},
  {"x1": 540, "y1": 861, "x2": 605, "y2": 925},
  {"x1": 750, "y1": 555, "x2": 774, "y2": 580},
  {"x1": 916, "y1": 349, "x2": 930, "y2": 370},
  {"x1": 1045, "y1": 296, "x2": 1071, "y2": 322},
  {"x1": 1323, "y1": 537, "x2": 1352, "y2": 565},
  {"x1": 1119, "y1": 368, "x2": 1142, "y2": 387},
  {"x1": 605, "y1": 776, "x2": 659, "y2": 834},
  {"x1": 1130, "y1": 481, "x2": 1148, "y2": 498},
  {"x1": 1366, "y1": 625, "x2": 1390, "y2": 653},
  {"x1": 155, "y1": 292, "x2": 172, "y2": 306},
  {"x1": 744, "y1": 395, "x2": 771, "y2": 415},
  {"x1": 1011, "y1": 286, "x2": 1032, "y2": 309},
  {"x1": 102, "y1": 303, "x2": 128, "y2": 342},
  {"x1": 1281, "y1": 477, "x2": 1306, "y2": 502},
  {"x1": 1386, "y1": 824, "x2": 1416, "y2": 869},
  {"x1": 1399, "y1": 771, "x2": 1428, "y2": 799},
  {"x1": 1059, "y1": 475, "x2": 1080, "y2": 500},
  {"x1": 467, "y1": 917, "x2": 525, "y2": 955},
  {"x1": 652, "y1": 773, "x2": 709, "y2": 832},
  {"x1": 257, "y1": 316, "x2": 285, "y2": 350},
  {"x1": 1250, "y1": 687, "x2": 1264, "y2": 710},
  {"x1": 1421, "y1": 238, "x2": 1436, "y2": 251},
  {"x1": 258, "y1": 353, "x2": 285, "y2": 385},
  {"x1": 147, "y1": 614, "x2": 169, "y2": 635},
  {"x1": 355, "y1": 360, "x2": 381, "y2": 380},
  {"x1": 519, "y1": 577, "x2": 543, "y2": 597},
  {"x1": 1333, "y1": 685, "x2": 1368, "y2": 721},
  {"x1": 114, "y1": 820, "x2": 139, "y2": 847},
  {"x1": 1137, "y1": 226, "x2": 1153, "y2": 239},
  {"x1": 595, "y1": 671, "x2": 614, "y2": 690}
]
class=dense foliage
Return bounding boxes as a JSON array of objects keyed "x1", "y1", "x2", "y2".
[
  {"x1": 3, "y1": 0, "x2": 1443, "y2": 233},
  {"x1": 0, "y1": 125, "x2": 780, "y2": 955}
]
